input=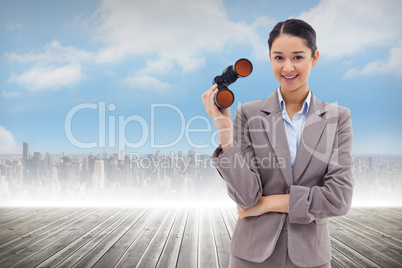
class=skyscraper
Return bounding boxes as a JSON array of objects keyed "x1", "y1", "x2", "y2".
[
  {"x1": 22, "y1": 142, "x2": 30, "y2": 183},
  {"x1": 22, "y1": 142, "x2": 29, "y2": 168},
  {"x1": 94, "y1": 160, "x2": 105, "y2": 190}
]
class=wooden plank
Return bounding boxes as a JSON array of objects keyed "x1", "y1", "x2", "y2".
[
  {"x1": 0, "y1": 207, "x2": 89, "y2": 254},
  {"x1": 329, "y1": 258, "x2": 345, "y2": 268},
  {"x1": 0, "y1": 207, "x2": 54, "y2": 228},
  {"x1": 156, "y1": 208, "x2": 188, "y2": 268},
  {"x1": 54, "y1": 208, "x2": 142, "y2": 268},
  {"x1": 0, "y1": 207, "x2": 66, "y2": 241},
  {"x1": 0, "y1": 207, "x2": 49, "y2": 226},
  {"x1": 36, "y1": 208, "x2": 133, "y2": 268},
  {"x1": 2, "y1": 208, "x2": 117, "y2": 268},
  {"x1": 360, "y1": 207, "x2": 402, "y2": 221},
  {"x1": 176, "y1": 207, "x2": 199, "y2": 268},
  {"x1": 335, "y1": 214, "x2": 402, "y2": 248},
  {"x1": 0, "y1": 207, "x2": 34, "y2": 217},
  {"x1": 103, "y1": 208, "x2": 167, "y2": 268},
  {"x1": 381, "y1": 207, "x2": 402, "y2": 217},
  {"x1": 330, "y1": 237, "x2": 380, "y2": 267},
  {"x1": 354, "y1": 207, "x2": 402, "y2": 226},
  {"x1": 329, "y1": 227, "x2": 400, "y2": 268},
  {"x1": 210, "y1": 208, "x2": 230, "y2": 268},
  {"x1": 344, "y1": 209, "x2": 401, "y2": 238},
  {"x1": 68, "y1": 208, "x2": 151, "y2": 268},
  {"x1": 0, "y1": 207, "x2": 400, "y2": 268},
  {"x1": 135, "y1": 208, "x2": 178, "y2": 268},
  {"x1": 331, "y1": 217, "x2": 402, "y2": 262},
  {"x1": 199, "y1": 208, "x2": 219, "y2": 268},
  {"x1": 330, "y1": 246, "x2": 361, "y2": 268}
]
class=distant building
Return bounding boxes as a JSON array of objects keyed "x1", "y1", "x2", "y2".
[
  {"x1": 22, "y1": 142, "x2": 29, "y2": 168},
  {"x1": 0, "y1": 176, "x2": 10, "y2": 199},
  {"x1": 22, "y1": 142, "x2": 29, "y2": 184},
  {"x1": 94, "y1": 160, "x2": 105, "y2": 190}
]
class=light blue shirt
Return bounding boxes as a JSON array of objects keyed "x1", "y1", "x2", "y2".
[{"x1": 277, "y1": 87, "x2": 311, "y2": 170}]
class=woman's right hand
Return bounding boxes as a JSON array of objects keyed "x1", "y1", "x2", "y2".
[{"x1": 201, "y1": 84, "x2": 233, "y2": 152}]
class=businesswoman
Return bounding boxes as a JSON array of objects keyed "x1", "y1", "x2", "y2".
[{"x1": 201, "y1": 19, "x2": 353, "y2": 267}]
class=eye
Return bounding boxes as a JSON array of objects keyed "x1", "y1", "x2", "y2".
[
  {"x1": 294, "y1": 55, "x2": 303, "y2": 60},
  {"x1": 274, "y1": 56, "x2": 283, "y2": 60}
]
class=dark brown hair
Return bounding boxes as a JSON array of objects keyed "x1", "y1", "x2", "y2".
[{"x1": 268, "y1": 19, "x2": 317, "y2": 57}]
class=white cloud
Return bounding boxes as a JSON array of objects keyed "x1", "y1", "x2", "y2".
[
  {"x1": 4, "y1": 40, "x2": 93, "y2": 64},
  {"x1": 4, "y1": 0, "x2": 270, "y2": 92},
  {"x1": 298, "y1": 0, "x2": 402, "y2": 60},
  {"x1": 91, "y1": 0, "x2": 269, "y2": 70},
  {"x1": 5, "y1": 41, "x2": 89, "y2": 91},
  {"x1": 123, "y1": 74, "x2": 171, "y2": 92},
  {"x1": 84, "y1": 0, "x2": 271, "y2": 92},
  {"x1": 0, "y1": 126, "x2": 21, "y2": 154},
  {"x1": 344, "y1": 40, "x2": 402, "y2": 78},
  {"x1": 9, "y1": 63, "x2": 83, "y2": 91}
]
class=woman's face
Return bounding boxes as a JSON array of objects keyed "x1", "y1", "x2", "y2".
[{"x1": 269, "y1": 34, "x2": 319, "y2": 94}]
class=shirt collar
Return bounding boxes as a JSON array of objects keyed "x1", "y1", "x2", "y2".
[{"x1": 277, "y1": 87, "x2": 311, "y2": 116}]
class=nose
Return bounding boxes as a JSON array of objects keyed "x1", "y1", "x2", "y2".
[{"x1": 283, "y1": 59, "x2": 295, "y2": 73}]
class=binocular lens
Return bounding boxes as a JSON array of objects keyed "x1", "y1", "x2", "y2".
[
  {"x1": 235, "y1": 59, "x2": 253, "y2": 77},
  {"x1": 216, "y1": 89, "x2": 234, "y2": 108},
  {"x1": 212, "y1": 58, "x2": 252, "y2": 109}
]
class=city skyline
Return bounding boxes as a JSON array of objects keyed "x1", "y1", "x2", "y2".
[
  {"x1": 0, "y1": 0, "x2": 401, "y2": 156},
  {"x1": 1, "y1": 141, "x2": 401, "y2": 207}
]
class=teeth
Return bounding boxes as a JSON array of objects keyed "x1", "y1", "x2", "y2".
[{"x1": 283, "y1": 75, "x2": 297, "y2": 79}]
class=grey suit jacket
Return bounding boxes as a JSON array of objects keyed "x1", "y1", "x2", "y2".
[{"x1": 212, "y1": 89, "x2": 354, "y2": 266}]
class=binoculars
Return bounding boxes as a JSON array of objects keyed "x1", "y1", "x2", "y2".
[{"x1": 213, "y1": 58, "x2": 253, "y2": 108}]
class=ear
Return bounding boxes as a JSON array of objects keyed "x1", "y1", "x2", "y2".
[
  {"x1": 269, "y1": 51, "x2": 272, "y2": 62},
  {"x1": 312, "y1": 50, "x2": 320, "y2": 67}
]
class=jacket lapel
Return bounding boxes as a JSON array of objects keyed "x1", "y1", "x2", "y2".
[
  {"x1": 292, "y1": 93, "x2": 327, "y2": 184},
  {"x1": 260, "y1": 89, "x2": 293, "y2": 187}
]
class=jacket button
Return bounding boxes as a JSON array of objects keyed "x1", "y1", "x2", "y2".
[{"x1": 285, "y1": 188, "x2": 290, "y2": 194}]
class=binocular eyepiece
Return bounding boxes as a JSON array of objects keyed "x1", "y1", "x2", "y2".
[{"x1": 213, "y1": 58, "x2": 253, "y2": 108}]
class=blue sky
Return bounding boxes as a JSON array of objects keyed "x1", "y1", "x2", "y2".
[{"x1": 0, "y1": 0, "x2": 401, "y2": 155}]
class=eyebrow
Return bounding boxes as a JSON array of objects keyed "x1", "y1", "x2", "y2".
[{"x1": 272, "y1": 51, "x2": 306, "y2": 54}]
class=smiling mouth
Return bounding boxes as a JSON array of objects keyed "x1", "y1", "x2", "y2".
[
  {"x1": 282, "y1": 74, "x2": 299, "y2": 82},
  {"x1": 282, "y1": 74, "x2": 299, "y2": 80}
]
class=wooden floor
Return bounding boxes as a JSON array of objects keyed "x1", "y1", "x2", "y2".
[{"x1": 0, "y1": 206, "x2": 401, "y2": 268}]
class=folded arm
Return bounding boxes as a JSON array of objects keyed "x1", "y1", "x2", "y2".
[
  {"x1": 288, "y1": 107, "x2": 354, "y2": 223},
  {"x1": 237, "y1": 194, "x2": 289, "y2": 219},
  {"x1": 237, "y1": 107, "x2": 353, "y2": 222}
]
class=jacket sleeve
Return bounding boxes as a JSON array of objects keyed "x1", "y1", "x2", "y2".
[
  {"x1": 211, "y1": 105, "x2": 262, "y2": 208},
  {"x1": 288, "y1": 107, "x2": 354, "y2": 224}
]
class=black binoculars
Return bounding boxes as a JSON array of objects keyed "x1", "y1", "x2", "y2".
[{"x1": 212, "y1": 58, "x2": 253, "y2": 108}]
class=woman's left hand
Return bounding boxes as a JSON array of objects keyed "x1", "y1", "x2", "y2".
[
  {"x1": 237, "y1": 196, "x2": 268, "y2": 219},
  {"x1": 237, "y1": 194, "x2": 290, "y2": 219}
]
